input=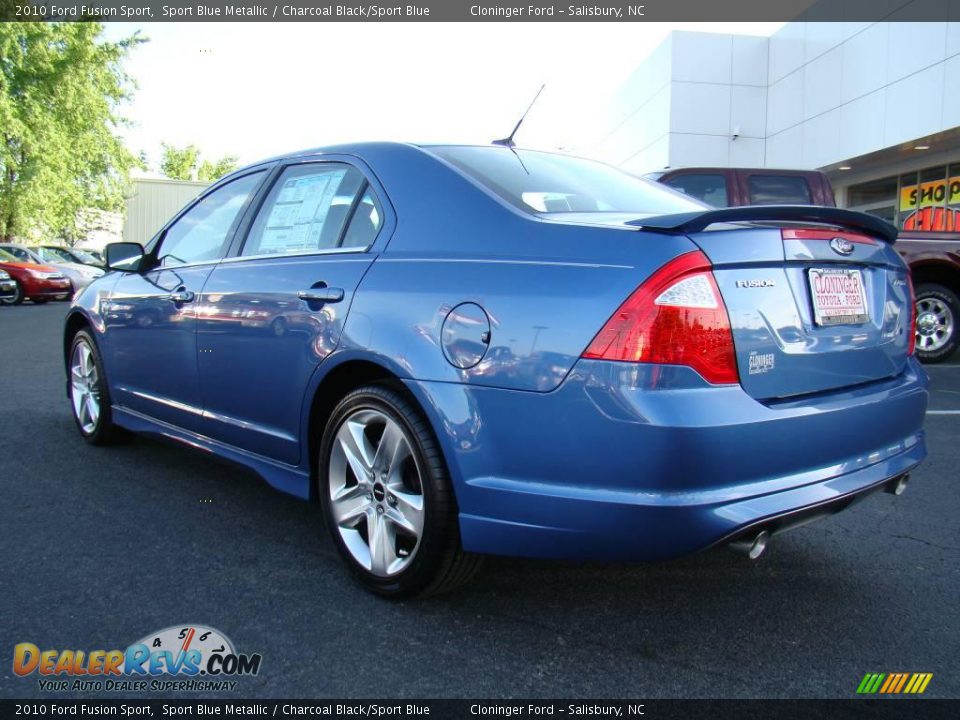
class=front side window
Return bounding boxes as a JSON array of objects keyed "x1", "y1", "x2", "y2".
[
  {"x1": 427, "y1": 146, "x2": 705, "y2": 217},
  {"x1": 158, "y1": 171, "x2": 264, "y2": 267},
  {"x1": 746, "y1": 174, "x2": 812, "y2": 205},
  {"x1": 663, "y1": 173, "x2": 729, "y2": 208},
  {"x1": 242, "y1": 164, "x2": 374, "y2": 257}
]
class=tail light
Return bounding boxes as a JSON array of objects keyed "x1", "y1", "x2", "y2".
[
  {"x1": 582, "y1": 250, "x2": 739, "y2": 384},
  {"x1": 906, "y1": 272, "x2": 917, "y2": 356}
]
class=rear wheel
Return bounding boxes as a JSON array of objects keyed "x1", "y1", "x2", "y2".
[
  {"x1": 319, "y1": 385, "x2": 481, "y2": 597},
  {"x1": 68, "y1": 330, "x2": 128, "y2": 445},
  {"x1": 1, "y1": 280, "x2": 23, "y2": 305},
  {"x1": 914, "y1": 283, "x2": 959, "y2": 363}
]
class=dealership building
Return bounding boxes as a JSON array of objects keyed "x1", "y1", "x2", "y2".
[{"x1": 594, "y1": 20, "x2": 960, "y2": 232}]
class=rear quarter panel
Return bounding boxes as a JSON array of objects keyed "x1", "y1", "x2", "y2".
[{"x1": 340, "y1": 144, "x2": 699, "y2": 392}]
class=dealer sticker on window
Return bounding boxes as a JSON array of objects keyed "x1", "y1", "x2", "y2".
[{"x1": 808, "y1": 268, "x2": 869, "y2": 326}]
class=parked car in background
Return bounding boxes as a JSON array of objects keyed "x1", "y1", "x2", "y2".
[
  {"x1": 0, "y1": 243, "x2": 103, "y2": 296},
  {"x1": 651, "y1": 166, "x2": 960, "y2": 362},
  {"x1": 64, "y1": 142, "x2": 925, "y2": 597},
  {"x1": 35, "y1": 244, "x2": 105, "y2": 268},
  {"x1": 84, "y1": 249, "x2": 105, "y2": 265},
  {"x1": 0, "y1": 248, "x2": 72, "y2": 304}
]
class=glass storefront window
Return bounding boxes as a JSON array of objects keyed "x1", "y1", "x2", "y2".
[{"x1": 848, "y1": 165, "x2": 960, "y2": 232}]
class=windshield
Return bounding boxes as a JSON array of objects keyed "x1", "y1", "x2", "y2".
[
  {"x1": 39, "y1": 247, "x2": 74, "y2": 263},
  {"x1": 428, "y1": 146, "x2": 705, "y2": 217}
]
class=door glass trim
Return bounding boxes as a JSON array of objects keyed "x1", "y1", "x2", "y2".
[{"x1": 217, "y1": 245, "x2": 371, "y2": 264}]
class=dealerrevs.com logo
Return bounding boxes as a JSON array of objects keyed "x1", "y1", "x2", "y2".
[{"x1": 13, "y1": 625, "x2": 262, "y2": 692}]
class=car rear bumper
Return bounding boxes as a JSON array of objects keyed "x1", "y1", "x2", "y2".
[{"x1": 407, "y1": 357, "x2": 929, "y2": 561}]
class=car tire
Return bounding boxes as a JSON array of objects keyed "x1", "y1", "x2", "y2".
[
  {"x1": 68, "y1": 329, "x2": 130, "y2": 445},
  {"x1": 914, "y1": 283, "x2": 959, "y2": 363},
  {"x1": 319, "y1": 384, "x2": 482, "y2": 598},
  {"x1": 1, "y1": 280, "x2": 23, "y2": 305}
]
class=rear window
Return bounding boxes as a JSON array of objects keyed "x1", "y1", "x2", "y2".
[
  {"x1": 428, "y1": 146, "x2": 704, "y2": 217},
  {"x1": 746, "y1": 174, "x2": 812, "y2": 205}
]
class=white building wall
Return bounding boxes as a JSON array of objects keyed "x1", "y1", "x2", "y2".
[
  {"x1": 595, "y1": 17, "x2": 960, "y2": 175},
  {"x1": 122, "y1": 178, "x2": 209, "y2": 246},
  {"x1": 766, "y1": 19, "x2": 960, "y2": 169}
]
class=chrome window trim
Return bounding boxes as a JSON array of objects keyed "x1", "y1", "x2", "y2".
[{"x1": 219, "y1": 246, "x2": 371, "y2": 264}]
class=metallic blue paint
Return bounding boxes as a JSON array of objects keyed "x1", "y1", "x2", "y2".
[{"x1": 65, "y1": 142, "x2": 929, "y2": 563}]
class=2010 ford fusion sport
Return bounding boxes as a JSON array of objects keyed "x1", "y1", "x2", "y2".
[{"x1": 64, "y1": 143, "x2": 928, "y2": 596}]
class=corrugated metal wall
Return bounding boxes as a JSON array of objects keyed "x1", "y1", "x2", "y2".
[{"x1": 122, "y1": 178, "x2": 210, "y2": 245}]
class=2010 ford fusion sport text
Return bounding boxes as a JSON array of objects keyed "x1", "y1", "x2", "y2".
[{"x1": 63, "y1": 143, "x2": 928, "y2": 597}]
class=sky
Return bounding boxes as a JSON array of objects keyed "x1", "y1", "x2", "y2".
[{"x1": 103, "y1": 22, "x2": 783, "y2": 172}]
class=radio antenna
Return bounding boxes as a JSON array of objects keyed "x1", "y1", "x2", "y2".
[{"x1": 493, "y1": 84, "x2": 545, "y2": 148}]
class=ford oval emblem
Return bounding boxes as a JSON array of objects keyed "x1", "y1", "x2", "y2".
[{"x1": 830, "y1": 237, "x2": 855, "y2": 255}]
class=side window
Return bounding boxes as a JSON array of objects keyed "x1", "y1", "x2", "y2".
[
  {"x1": 242, "y1": 164, "x2": 370, "y2": 257},
  {"x1": 747, "y1": 174, "x2": 812, "y2": 205},
  {"x1": 158, "y1": 172, "x2": 264, "y2": 267},
  {"x1": 662, "y1": 174, "x2": 729, "y2": 208},
  {"x1": 341, "y1": 188, "x2": 383, "y2": 249}
]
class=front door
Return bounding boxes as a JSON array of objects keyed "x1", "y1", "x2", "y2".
[
  {"x1": 196, "y1": 161, "x2": 386, "y2": 464},
  {"x1": 104, "y1": 170, "x2": 266, "y2": 432}
]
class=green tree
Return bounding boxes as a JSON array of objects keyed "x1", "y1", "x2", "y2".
[
  {"x1": 160, "y1": 143, "x2": 237, "y2": 182},
  {"x1": 0, "y1": 23, "x2": 143, "y2": 242},
  {"x1": 160, "y1": 143, "x2": 201, "y2": 181},
  {"x1": 198, "y1": 155, "x2": 239, "y2": 182}
]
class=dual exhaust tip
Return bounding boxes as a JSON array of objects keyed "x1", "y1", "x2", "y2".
[{"x1": 728, "y1": 474, "x2": 910, "y2": 560}]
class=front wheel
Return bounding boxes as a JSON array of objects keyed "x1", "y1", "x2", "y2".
[
  {"x1": 68, "y1": 330, "x2": 129, "y2": 445},
  {"x1": 1, "y1": 280, "x2": 23, "y2": 305},
  {"x1": 319, "y1": 385, "x2": 481, "y2": 597},
  {"x1": 914, "y1": 283, "x2": 959, "y2": 363}
]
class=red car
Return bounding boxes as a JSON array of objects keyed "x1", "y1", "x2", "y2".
[{"x1": 0, "y1": 247, "x2": 72, "y2": 305}]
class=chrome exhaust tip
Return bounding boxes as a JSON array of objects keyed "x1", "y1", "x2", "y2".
[
  {"x1": 729, "y1": 530, "x2": 769, "y2": 560},
  {"x1": 885, "y1": 474, "x2": 909, "y2": 496}
]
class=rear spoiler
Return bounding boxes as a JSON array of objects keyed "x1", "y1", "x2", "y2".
[{"x1": 627, "y1": 205, "x2": 899, "y2": 244}]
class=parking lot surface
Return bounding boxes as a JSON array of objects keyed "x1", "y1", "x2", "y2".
[{"x1": 1, "y1": 302, "x2": 958, "y2": 699}]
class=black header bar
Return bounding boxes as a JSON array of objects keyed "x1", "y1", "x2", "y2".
[{"x1": 2, "y1": 0, "x2": 958, "y2": 23}]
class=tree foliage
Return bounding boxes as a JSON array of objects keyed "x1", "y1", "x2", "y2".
[
  {"x1": 161, "y1": 143, "x2": 238, "y2": 182},
  {"x1": 159, "y1": 143, "x2": 201, "y2": 181},
  {"x1": 0, "y1": 23, "x2": 143, "y2": 242}
]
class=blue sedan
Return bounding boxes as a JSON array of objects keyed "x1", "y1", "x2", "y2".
[{"x1": 64, "y1": 143, "x2": 927, "y2": 596}]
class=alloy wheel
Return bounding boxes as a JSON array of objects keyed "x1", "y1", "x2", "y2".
[
  {"x1": 70, "y1": 341, "x2": 101, "y2": 434},
  {"x1": 916, "y1": 296, "x2": 954, "y2": 353},
  {"x1": 328, "y1": 408, "x2": 425, "y2": 577}
]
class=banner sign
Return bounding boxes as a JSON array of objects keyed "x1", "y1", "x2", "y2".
[{"x1": 899, "y1": 175, "x2": 960, "y2": 232}]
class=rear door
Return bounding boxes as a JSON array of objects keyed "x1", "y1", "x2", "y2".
[
  {"x1": 689, "y1": 226, "x2": 913, "y2": 400},
  {"x1": 195, "y1": 160, "x2": 388, "y2": 464}
]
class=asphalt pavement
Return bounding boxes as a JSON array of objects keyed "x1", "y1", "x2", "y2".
[{"x1": 1, "y1": 302, "x2": 958, "y2": 699}]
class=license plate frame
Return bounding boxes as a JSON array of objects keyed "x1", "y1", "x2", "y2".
[{"x1": 808, "y1": 267, "x2": 869, "y2": 327}]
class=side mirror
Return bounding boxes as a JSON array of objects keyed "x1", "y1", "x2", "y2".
[{"x1": 105, "y1": 242, "x2": 144, "y2": 272}]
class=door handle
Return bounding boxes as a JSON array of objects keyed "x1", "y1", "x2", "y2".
[
  {"x1": 298, "y1": 287, "x2": 344, "y2": 304},
  {"x1": 166, "y1": 289, "x2": 195, "y2": 304}
]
